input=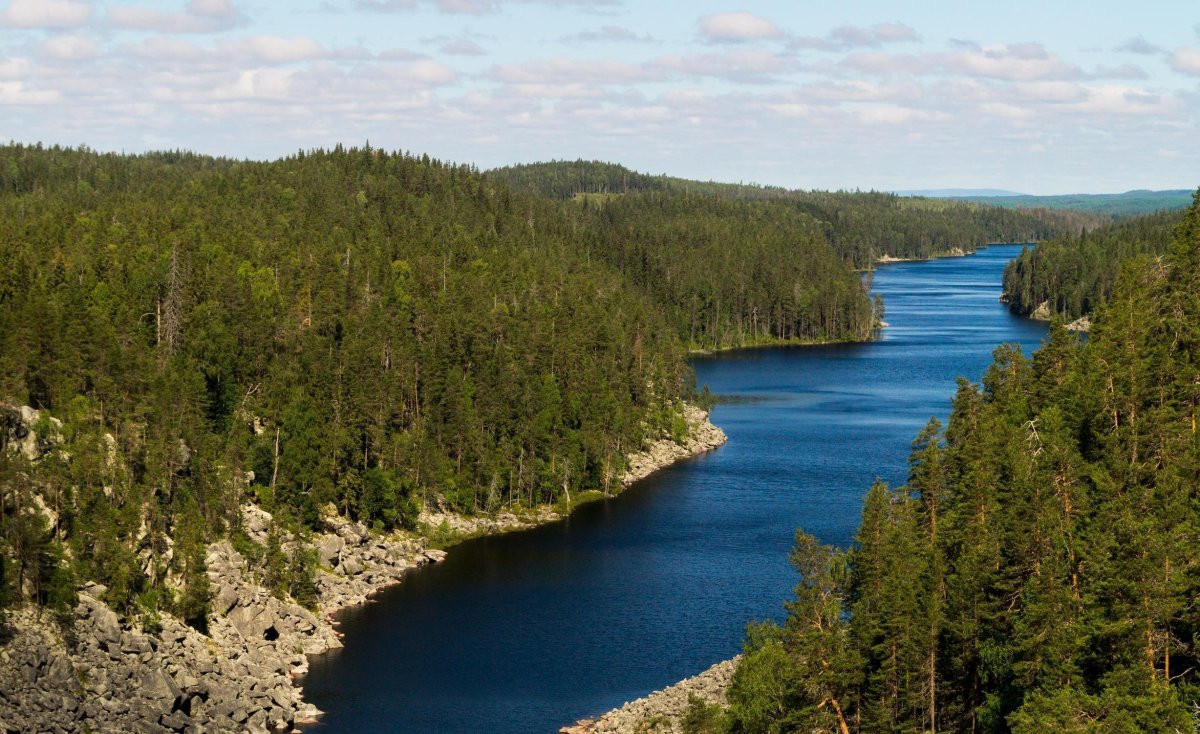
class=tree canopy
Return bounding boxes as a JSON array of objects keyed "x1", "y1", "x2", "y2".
[{"x1": 723, "y1": 192, "x2": 1200, "y2": 734}]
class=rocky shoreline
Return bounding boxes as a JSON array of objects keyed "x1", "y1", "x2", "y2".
[
  {"x1": 0, "y1": 404, "x2": 725, "y2": 733},
  {"x1": 561, "y1": 657, "x2": 740, "y2": 734},
  {"x1": 1023, "y1": 299, "x2": 1091, "y2": 332}
]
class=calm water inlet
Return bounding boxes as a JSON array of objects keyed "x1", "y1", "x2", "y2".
[{"x1": 300, "y1": 245, "x2": 1048, "y2": 733}]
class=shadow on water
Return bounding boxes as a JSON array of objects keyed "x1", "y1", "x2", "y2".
[{"x1": 300, "y1": 245, "x2": 1049, "y2": 734}]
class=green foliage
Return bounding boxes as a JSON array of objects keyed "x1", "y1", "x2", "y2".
[
  {"x1": 1002, "y1": 207, "x2": 1183, "y2": 319},
  {"x1": 682, "y1": 694, "x2": 728, "y2": 734},
  {"x1": 490, "y1": 160, "x2": 1082, "y2": 268},
  {"x1": 577, "y1": 193, "x2": 876, "y2": 349},
  {"x1": 948, "y1": 190, "x2": 1195, "y2": 217},
  {"x1": 286, "y1": 545, "x2": 319, "y2": 611},
  {"x1": 733, "y1": 193, "x2": 1200, "y2": 733},
  {"x1": 173, "y1": 495, "x2": 211, "y2": 633}
]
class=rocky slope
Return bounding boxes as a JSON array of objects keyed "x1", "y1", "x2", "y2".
[
  {"x1": 561, "y1": 657, "x2": 740, "y2": 734},
  {"x1": 0, "y1": 404, "x2": 724, "y2": 733},
  {"x1": 0, "y1": 506, "x2": 445, "y2": 734}
]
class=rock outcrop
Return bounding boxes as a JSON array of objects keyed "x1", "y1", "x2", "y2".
[
  {"x1": 1066, "y1": 315, "x2": 1090, "y2": 332},
  {"x1": 0, "y1": 508, "x2": 444, "y2": 734},
  {"x1": 622, "y1": 405, "x2": 727, "y2": 486},
  {"x1": 0, "y1": 404, "x2": 62, "y2": 461},
  {"x1": 562, "y1": 657, "x2": 740, "y2": 734}
]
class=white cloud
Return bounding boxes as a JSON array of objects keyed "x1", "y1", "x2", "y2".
[
  {"x1": 1170, "y1": 46, "x2": 1200, "y2": 76},
  {"x1": 124, "y1": 37, "x2": 210, "y2": 62},
  {"x1": 0, "y1": 80, "x2": 61, "y2": 104},
  {"x1": 1069, "y1": 85, "x2": 1174, "y2": 115},
  {"x1": 855, "y1": 106, "x2": 947, "y2": 126},
  {"x1": 1009, "y1": 81, "x2": 1087, "y2": 104},
  {"x1": 562, "y1": 25, "x2": 652, "y2": 44},
  {"x1": 791, "y1": 23, "x2": 921, "y2": 51},
  {"x1": 41, "y1": 33, "x2": 100, "y2": 60},
  {"x1": 231, "y1": 36, "x2": 327, "y2": 64},
  {"x1": 107, "y1": 1, "x2": 244, "y2": 33},
  {"x1": 650, "y1": 50, "x2": 791, "y2": 83},
  {"x1": 698, "y1": 12, "x2": 783, "y2": 43},
  {"x1": 189, "y1": 0, "x2": 239, "y2": 17},
  {"x1": 354, "y1": 0, "x2": 618, "y2": 14},
  {"x1": 440, "y1": 39, "x2": 486, "y2": 56},
  {"x1": 840, "y1": 52, "x2": 937, "y2": 76},
  {"x1": 489, "y1": 57, "x2": 650, "y2": 85},
  {"x1": 1116, "y1": 37, "x2": 1163, "y2": 55},
  {"x1": 943, "y1": 43, "x2": 1081, "y2": 81},
  {"x1": 0, "y1": 0, "x2": 91, "y2": 28}
]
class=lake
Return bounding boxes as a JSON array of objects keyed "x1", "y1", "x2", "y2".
[{"x1": 300, "y1": 244, "x2": 1048, "y2": 733}]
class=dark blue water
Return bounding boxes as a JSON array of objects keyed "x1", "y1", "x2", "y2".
[{"x1": 300, "y1": 245, "x2": 1047, "y2": 733}]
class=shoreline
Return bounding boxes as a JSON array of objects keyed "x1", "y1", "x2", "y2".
[
  {"x1": 0, "y1": 403, "x2": 726, "y2": 734},
  {"x1": 1006, "y1": 296, "x2": 1091, "y2": 332},
  {"x1": 875, "y1": 245, "x2": 968, "y2": 264},
  {"x1": 562, "y1": 657, "x2": 741, "y2": 734},
  {"x1": 300, "y1": 403, "x2": 727, "y2": 727}
]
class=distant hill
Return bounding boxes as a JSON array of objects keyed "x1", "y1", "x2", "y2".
[
  {"x1": 897, "y1": 188, "x2": 1026, "y2": 197},
  {"x1": 487, "y1": 160, "x2": 1091, "y2": 268},
  {"x1": 942, "y1": 189, "x2": 1194, "y2": 217}
]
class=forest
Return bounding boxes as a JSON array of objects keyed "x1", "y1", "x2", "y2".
[
  {"x1": 489, "y1": 160, "x2": 1087, "y2": 267},
  {"x1": 0, "y1": 142, "x2": 1144, "y2": 695},
  {"x1": 948, "y1": 189, "x2": 1195, "y2": 217},
  {"x1": 0, "y1": 143, "x2": 704, "y2": 620},
  {"x1": 703, "y1": 193, "x2": 1200, "y2": 734},
  {"x1": 1003, "y1": 208, "x2": 1183, "y2": 320},
  {"x1": 571, "y1": 193, "x2": 878, "y2": 349}
]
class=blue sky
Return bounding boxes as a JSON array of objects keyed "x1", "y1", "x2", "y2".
[{"x1": 1, "y1": 0, "x2": 1198, "y2": 193}]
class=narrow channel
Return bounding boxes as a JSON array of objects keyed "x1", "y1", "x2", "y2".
[{"x1": 300, "y1": 244, "x2": 1049, "y2": 733}]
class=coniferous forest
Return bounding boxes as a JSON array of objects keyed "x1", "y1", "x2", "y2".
[
  {"x1": 714, "y1": 194, "x2": 1200, "y2": 734},
  {"x1": 0, "y1": 144, "x2": 703, "y2": 618},
  {"x1": 1, "y1": 143, "x2": 1047, "y2": 620},
  {"x1": 1, "y1": 142, "x2": 1197, "y2": 734},
  {"x1": 490, "y1": 160, "x2": 1088, "y2": 267},
  {"x1": 1002, "y1": 208, "x2": 1183, "y2": 320}
]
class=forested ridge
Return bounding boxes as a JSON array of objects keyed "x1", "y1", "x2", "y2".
[
  {"x1": 0, "y1": 143, "x2": 701, "y2": 620},
  {"x1": 952, "y1": 190, "x2": 1194, "y2": 217},
  {"x1": 705, "y1": 193, "x2": 1200, "y2": 734},
  {"x1": 571, "y1": 193, "x2": 879, "y2": 349},
  {"x1": 1003, "y1": 207, "x2": 1184, "y2": 320},
  {"x1": 489, "y1": 159, "x2": 1088, "y2": 267}
]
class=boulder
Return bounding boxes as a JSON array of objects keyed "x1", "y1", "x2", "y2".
[
  {"x1": 92, "y1": 604, "x2": 122, "y2": 647},
  {"x1": 316, "y1": 535, "x2": 344, "y2": 566},
  {"x1": 214, "y1": 584, "x2": 239, "y2": 616},
  {"x1": 139, "y1": 668, "x2": 184, "y2": 709}
]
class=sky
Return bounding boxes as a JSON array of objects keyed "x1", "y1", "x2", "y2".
[{"x1": 1, "y1": 0, "x2": 1198, "y2": 193}]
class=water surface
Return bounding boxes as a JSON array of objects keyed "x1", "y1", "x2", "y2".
[{"x1": 301, "y1": 245, "x2": 1047, "y2": 733}]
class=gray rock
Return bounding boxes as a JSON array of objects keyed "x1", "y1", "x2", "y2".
[
  {"x1": 121, "y1": 634, "x2": 153, "y2": 654},
  {"x1": 160, "y1": 710, "x2": 189, "y2": 732},
  {"x1": 93, "y1": 606, "x2": 122, "y2": 647},
  {"x1": 214, "y1": 584, "x2": 239, "y2": 615},
  {"x1": 139, "y1": 668, "x2": 183, "y2": 709},
  {"x1": 339, "y1": 557, "x2": 363, "y2": 576},
  {"x1": 316, "y1": 535, "x2": 344, "y2": 566},
  {"x1": 43, "y1": 654, "x2": 75, "y2": 688},
  {"x1": 228, "y1": 605, "x2": 276, "y2": 641}
]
